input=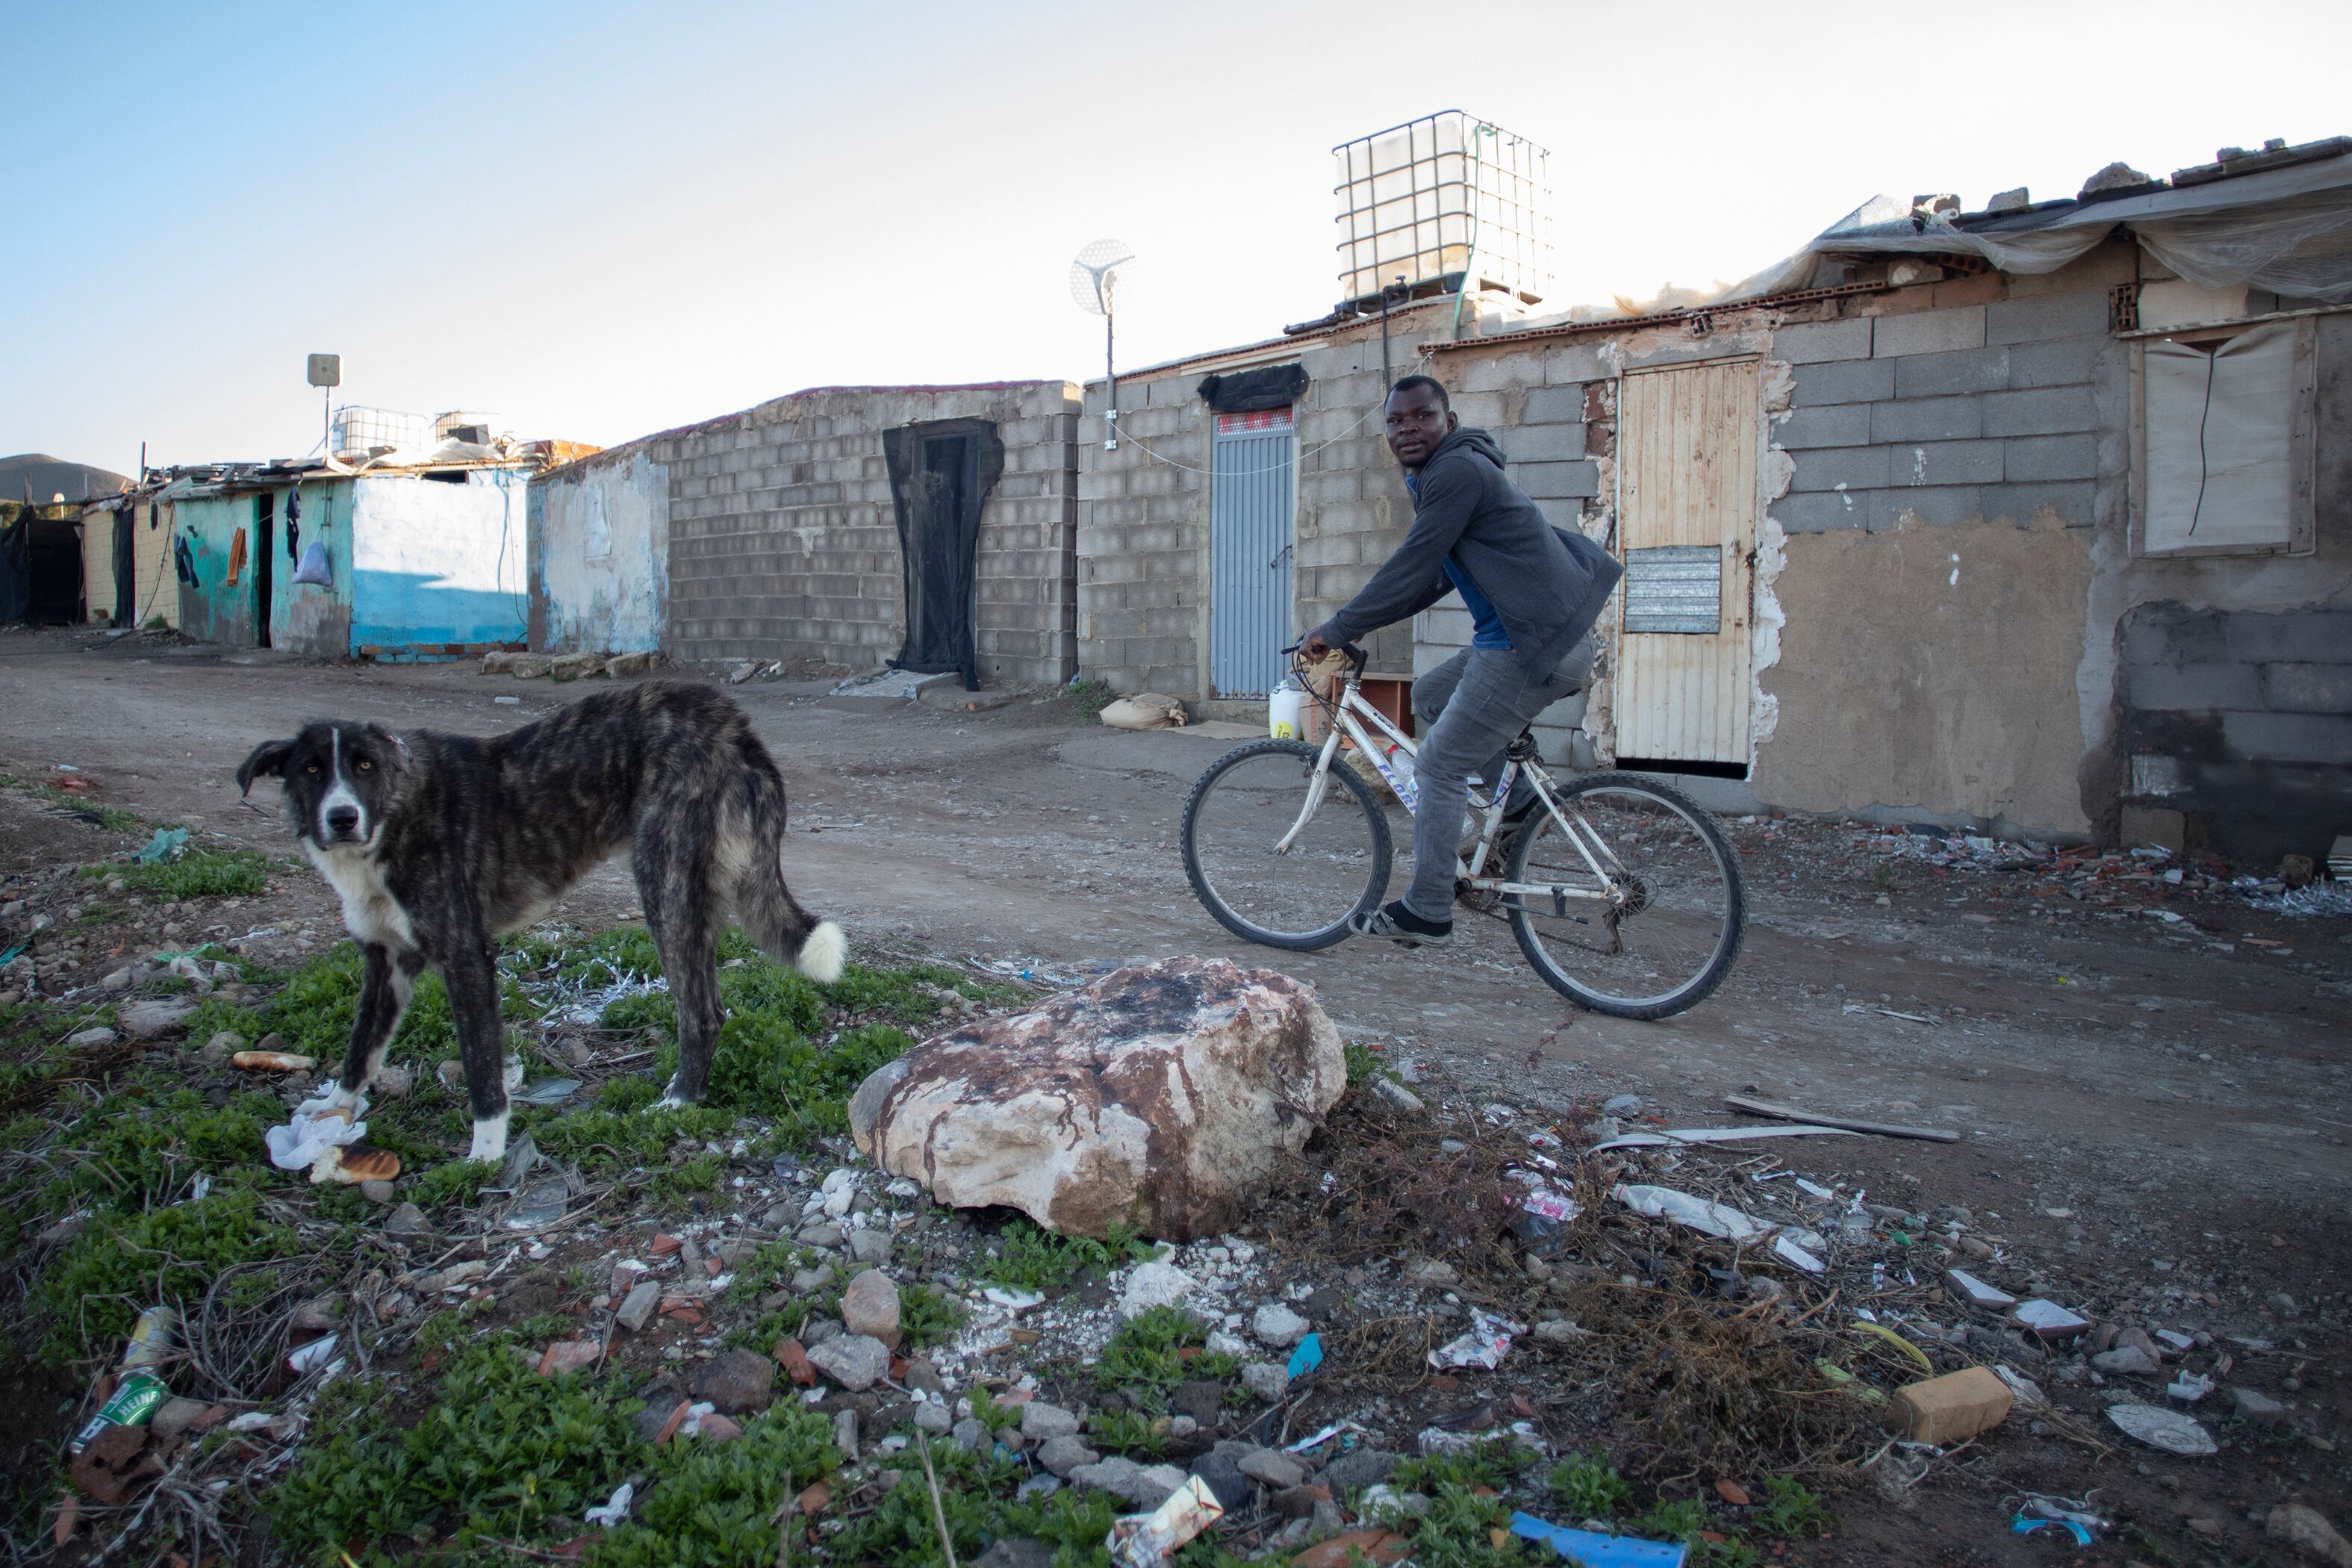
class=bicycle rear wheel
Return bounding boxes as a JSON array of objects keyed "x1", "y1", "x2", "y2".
[
  {"x1": 1505, "y1": 771, "x2": 1744, "y2": 1018},
  {"x1": 1180, "y1": 738, "x2": 1392, "y2": 951}
]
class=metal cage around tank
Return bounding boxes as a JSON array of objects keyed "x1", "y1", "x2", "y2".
[{"x1": 1333, "y1": 111, "x2": 1552, "y2": 311}]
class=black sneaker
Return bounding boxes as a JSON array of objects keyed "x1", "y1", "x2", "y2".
[{"x1": 1350, "y1": 900, "x2": 1454, "y2": 948}]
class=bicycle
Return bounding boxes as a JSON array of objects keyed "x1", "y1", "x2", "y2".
[{"x1": 1178, "y1": 641, "x2": 1745, "y2": 1018}]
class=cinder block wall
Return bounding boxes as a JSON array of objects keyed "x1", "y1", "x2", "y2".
[{"x1": 658, "y1": 383, "x2": 1080, "y2": 684}]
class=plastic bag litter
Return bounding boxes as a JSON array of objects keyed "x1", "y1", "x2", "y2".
[
  {"x1": 266, "y1": 1084, "x2": 371, "y2": 1172},
  {"x1": 133, "y1": 828, "x2": 189, "y2": 865},
  {"x1": 1511, "y1": 1511, "x2": 1689, "y2": 1566},
  {"x1": 1429, "y1": 1309, "x2": 1523, "y2": 1370},
  {"x1": 2011, "y1": 1493, "x2": 2109, "y2": 1546},
  {"x1": 584, "y1": 1481, "x2": 635, "y2": 1528},
  {"x1": 1106, "y1": 1474, "x2": 1222, "y2": 1567},
  {"x1": 1614, "y1": 1183, "x2": 1771, "y2": 1242},
  {"x1": 1773, "y1": 1233, "x2": 1826, "y2": 1273}
]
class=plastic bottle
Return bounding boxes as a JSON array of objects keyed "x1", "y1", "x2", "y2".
[
  {"x1": 1267, "y1": 676, "x2": 1305, "y2": 741},
  {"x1": 69, "y1": 1306, "x2": 176, "y2": 1453}
]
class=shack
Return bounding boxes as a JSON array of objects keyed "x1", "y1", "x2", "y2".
[
  {"x1": 1075, "y1": 135, "x2": 2352, "y2": 862},
  {"x1": 158, "y1": 431, "x2": 581, "y2": 660},
  {"x1": 530, "y1": 382, "x2": 1082, "y2": 688}
]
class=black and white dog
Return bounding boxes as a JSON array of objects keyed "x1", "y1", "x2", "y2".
[{"x1": 237, "y1": 680, "x2": 845, "y2": 1163}]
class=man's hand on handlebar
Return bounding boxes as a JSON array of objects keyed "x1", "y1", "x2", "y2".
[{"x1": 1298, "y1": 630, "x2": 1333, "y2": 663}]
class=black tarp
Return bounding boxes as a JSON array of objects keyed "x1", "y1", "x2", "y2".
[
  {"x1": 883, "y1": 417, "x2": 1004, "y2": 691},
  {"x1": 0, "y1": 505, "x2": 82, "y2": 624},
  {"x1": 1197, "y1": 363, "x2": 1308, "y2": 414}
]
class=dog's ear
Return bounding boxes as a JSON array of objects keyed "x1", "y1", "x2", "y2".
[{"x1": 236, "y1": 738, "x2": 296, "y2": 797}]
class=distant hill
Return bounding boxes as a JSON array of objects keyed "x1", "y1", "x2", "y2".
[{"x1": 0, "y1": 453, "x2": 133, "y2": 505}]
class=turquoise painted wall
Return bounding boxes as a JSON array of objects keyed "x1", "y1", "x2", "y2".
[{"x1": 349, "y1": 470, "x2": 529, "y2": 656}]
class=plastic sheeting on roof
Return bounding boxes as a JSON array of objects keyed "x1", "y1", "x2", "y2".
[{"x1": 1791, "y1": 152, "x2": 2352, "y2": 304}]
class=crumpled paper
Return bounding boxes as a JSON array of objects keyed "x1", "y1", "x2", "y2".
[
  {"x1": 1429, "y1": 1308, "x2": 1525, "y2": 1370},
  {"x1": 266, "y1": 1083, "x2": 371, "y2": 1174}
]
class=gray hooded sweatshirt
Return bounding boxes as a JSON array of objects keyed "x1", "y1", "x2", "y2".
[{"x1": 1313, "y1": 426, "x2": 1623, "y2": 679}]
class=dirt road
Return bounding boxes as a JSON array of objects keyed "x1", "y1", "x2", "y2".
[{"x1": 5, "y1": 626, "x2": 2349, "y2": 1280}]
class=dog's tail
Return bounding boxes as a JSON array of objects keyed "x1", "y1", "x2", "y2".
[{"x1": 729, "y1": 748, "x2": 847, "y2": 985}]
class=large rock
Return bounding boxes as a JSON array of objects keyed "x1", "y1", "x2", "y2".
[
  {"x1": 840, "y1": 1269, "x2": 902, "y2": 1350},
  {"x1": 848, "y1": 958, "x2": 1346, "y2": 1239},
  {"x1": 118, "y1": 998, "x2": 198, "y2": 1039}
]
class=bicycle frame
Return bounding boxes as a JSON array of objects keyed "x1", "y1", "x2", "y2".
[{"x1": 1275, "y1": 665, "x2": 1625, "y2": 912}]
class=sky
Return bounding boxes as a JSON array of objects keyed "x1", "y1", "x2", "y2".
[{"x1": 4, "y1": 0, "x2": 2347, "y2": 473}]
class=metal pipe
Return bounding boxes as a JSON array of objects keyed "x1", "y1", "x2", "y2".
[{"x1": 1104, "y1": 311, "x2": 1119, "y2": 450}]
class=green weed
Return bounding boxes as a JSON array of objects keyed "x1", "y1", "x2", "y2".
[
  {"x1": 898, "y1": 1282, "x2": 965, "y2": 1350},
  {"x1": 1344, "y1": 1039, "x2": 1390, "y2": 1087},
  {"x1": 90, "y1": 848, "x2": 270, "y2": 898},
  {"x1": 821, "y1": 1439, "x2": 1119, "y2": 1567},
  {"x1": 1096, "y1": 1307, "x2": 1237, "y2": 1409},
  {"x1": 1065, "y1": 677, "x2": 1119, "y2": 722},
  {"x1": 276, "y1": 1338, "x2": 646, "y2": 1560},
  {"x1": 1548, "y1": 1447, "x2": 1631, "y2": 1519},
  {"x1": 0, "y1": 772, "x2": 143, "y2": 833},
  {"x1": 979, "y1": 1217, "x2": 1152, "y2": 1292},
  {"x1": 36, "y1": 1189, "x2": 305, "y2": 1361},
  {"x1": 1754, "y1": 1475, "x2": 1832, "y2": 1539},
  {"x1": 590, "y1": 1404, "x2": 838, "y2": 1568},
  {"x1": 1087, "y1": 1407, "x2": 1169, "y2": 1456},
  {"x1": 1387, "y1": 1447, "x2": 1529, "y2": 1568}
]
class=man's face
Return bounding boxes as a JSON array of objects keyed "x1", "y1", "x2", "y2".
[{"x1": 1384, "y1": 384, "x2": 1456, "y2": 470}]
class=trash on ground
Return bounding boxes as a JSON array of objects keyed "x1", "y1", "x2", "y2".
[
  {"x1": 69, "y1": 1307, "x2": 175, "y2": 1454},
  {"x1": 1105, "y1": 1473, "x2": 1223, "y2": 1567},
  {"x1": 1723, "y1": 1095, "x2": 1960, "y2": 1143},
  {"x1": 1428, "y1": 1309, "x2": 1522, "y2": 1370},
  {"x1": 1945, "y1": 1268, "x2": 2016, "y2": 1309},
  {"x1": 2106, "y1": 1402, "x2": 2218, "y2": 1457},
  {"x1": 2012, "y1": 1493, "x2": 2109, "y2": 1546},
  {"x1": 1287, "y1": 1331, "x2": 1324, "y2": 1380},
  {"x1": 265, "y1": 1086, "x2": 371, "y2": 1173},
  {"x1": 514, "y1": 1077, "x2": 582, "y2": 1105},
  {"x1": 1508, "y1": 1511, "x2": 1689, "y2": 1566},
  {"x1": 1592, "y1": 1123, "x2": 1857, "y2": 1151},
  {"x1": 1614, "y1": 1183, "x2": 1770, "y2": 1242},
  {"x1": 2009, "y1": 1298, "x2": 2091, "y2": 1340},
  {"x1": 1886, "y1": 1366, "x2": 2012, "y2": 1443},
  {"x1": 583, "y1": 1481, "x2": 633, "y2": 1528},
  {"x1": 131, "y1": 828, "x2": 189, "y2": 865},
  {"x1": 2166, "y1": 1371, "x2": 2214, "y2": 1403},
  {"x1": 1772, "y1": 1233, "x2": 1826, "y2": 1273},
  {"x1": 1098, "y1": 692, "x2": 1188, "y2": 730}
]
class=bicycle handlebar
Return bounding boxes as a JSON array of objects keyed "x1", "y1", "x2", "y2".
[{"x1": 1281, "y1": 640, "x2": 1369, "y2": 673}]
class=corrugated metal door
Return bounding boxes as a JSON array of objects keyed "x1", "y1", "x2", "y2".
[
  {"x1": 1614, "y1": 358, "x2": 1758, "y2": 766},
  {"x1": 1210, "y1": 409, "x2": 1295, "y2": 698}
]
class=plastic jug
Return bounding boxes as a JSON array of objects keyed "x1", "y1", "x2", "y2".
[{"x1": 1268, "y1": 676, "x2": 1306, "y2": 740}]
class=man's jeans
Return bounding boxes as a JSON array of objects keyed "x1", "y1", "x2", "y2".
[{"x1": 1401, "y1": 638, "x2": 1594, "y2": 924}]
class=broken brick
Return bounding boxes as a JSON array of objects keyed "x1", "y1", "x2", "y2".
[{"x1": 1887, "y1": 1366, "x2": 2014, "y2": 1445}]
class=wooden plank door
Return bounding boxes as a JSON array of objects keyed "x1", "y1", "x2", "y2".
[{"x1": 1613, "y1": 358, "x2": 1758, "y2": 768}]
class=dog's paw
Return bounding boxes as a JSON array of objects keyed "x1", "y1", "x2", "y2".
[{"x1": 468, "y1": 1110, "x2": 510, "y2": 1164}]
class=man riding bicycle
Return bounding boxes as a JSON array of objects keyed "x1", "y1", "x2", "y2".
[{"x1": 1300, "y1": 374, "x2": 1622, "y2": 950}]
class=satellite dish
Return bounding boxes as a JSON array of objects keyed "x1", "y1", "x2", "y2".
[{"x1": 1069, "y1": 238, "x2": 1133, "y2": 317}]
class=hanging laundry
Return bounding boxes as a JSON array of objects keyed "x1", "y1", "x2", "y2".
[
  {"x1": 286, "y1": 491, "x2": 302, "y2": 559},
  {"x1": 173, "y1": 535, "x2": 197, "y2": 586},
  {"x1": 225, "y1": 527, "x2": 248, "y2": 586},
  {"x1": 293, "y1": 539, "x2": 332, "y2": 587}
]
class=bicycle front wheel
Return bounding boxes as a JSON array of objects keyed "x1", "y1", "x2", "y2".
[
  {"x1": 1180, "y1": 738, "x2": 1393, "y2": 951},
  {"x1": 1505, "y1": 772, "x2": 1744, "y2": 1018}
]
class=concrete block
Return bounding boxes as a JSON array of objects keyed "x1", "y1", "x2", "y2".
[
  {"x1": 1791, "y1": 358, "x2": 1897, "y2": 407},
  {"x1": 2119, "y1": 803, "x2": 2187, "y2": 850},
  {"x1": 2002, "y1": 434, "x2": 2097, "y2": 482},
  {"x1": 1982, "y1": 386, "x2": 2096, "y2": 438},
  {"x1": 1986, "y1": 289, "x2": 2112, "y2": 345},
  {"x1": 2264, "y1": 662, "x2": 2352, "y2": 712},
  {"x1": 1873, "y1": 306, "x2": 1986, "y2": 358},
  {"x1": 2125, "y1": 662, "x2": 2264, "y2": 711},
  {"x1": 1791, "y1": 445, "x2": 1892, "y2": 493},
  {"x1": 1496, "y1": 422, "x2": 1587, "y2": 462},
  {"x1": 1772, "y1": 403, "x2": 1873, "y2": 450},
  {"x1": 1870, "y1": 396, "x2": 1982, "y2": 443},
  {"x1": 1897, "y1": 439, "x2": 2005, "y2": 485},
  {"x1": 2223, "y1": 711, "x2": 2352, "y2": 765},
  {"x1": 1887, "y1": 1367, "x2": 2012, "y2": 1444},
  {"x1": 1983, "y1": 481, "x2": 2095, "y2": 524},
  {"x1": 1773, "y1": 317, "x2": 1873, "y2": 365},
  {"x1": 2225, "y1": 608, "x2": 2352, "y2": 662},
  {"x1": 2005, "y1": 336, "x2": 2103, "y2": 388},
  {"x1": 1522, "y1": 385, "x2": 1589, "y2": 424},
  {"x1": 1894, "y1": 346, "x2": 2011, "y2": 399},
  {"x1": 1770, "y1": 491, "x2": 1867, "y2": 533},
  {"x1": 1516, "y1": 460, "x2": 1601, "y2": 500},
  {"x1": 1542, "y1": 343, "x2": 1611, "y2": 384},
  {"x1": 1869, "y1": 486, "x2": 1982, "y2": 529},
  {"x1": 1460, "y1": 351, "x2": 1544, "y2": 394}
]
